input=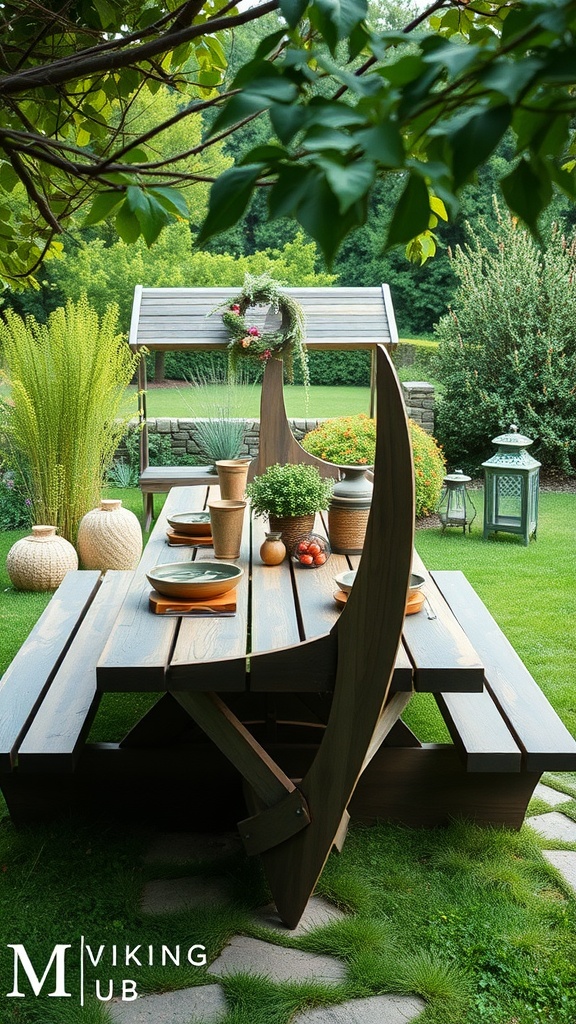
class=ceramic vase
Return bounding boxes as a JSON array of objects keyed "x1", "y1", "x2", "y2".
[
  {"x1": 215, "y1": 459, "x2": 251, "y2": 501},
  {"x1": 208, "y1": 499, "x2": 246, "y2": 559},
  {"x1": 7, "y1": 525, "x2": 78, "y2": 591},
  {"x1": 77, "y1": 499, "x2": 142, "y2": 570},
  {"x1": 259, "y1": 531, "x2": 286, "y2": 566}
]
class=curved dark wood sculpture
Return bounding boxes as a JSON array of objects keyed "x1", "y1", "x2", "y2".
[{"x1": 246, "y1": 344, "x2": 415, "y2": 926}]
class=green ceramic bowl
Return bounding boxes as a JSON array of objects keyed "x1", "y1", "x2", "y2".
[
  {"x1": 167, "y1": 511, "x2": 212, "y2": 536},
  {"x1": 147, "y1": 561, "x2": 243, "y2": 600}
]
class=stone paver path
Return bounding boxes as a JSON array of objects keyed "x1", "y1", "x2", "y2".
[
  {"x1": 134, "y1": 785, "x2": 576, "y2": 1024},
  {"x1": 253, "y1": 896, "x2": 346, "y2": 936},
  {"x1": 207, "y1": 935, "x2": 346, "y2": 985},
  {"x1": 533, "y1": 783, "x2": 572, "y2": 807},
  {"x1": 526, "y1": 811, "x2": 576, "y2": 843},
  {"x1": 108, "y1": 984, "x2": 227, "y2": 1024},
  {"x1": 291, "y1": 994, "x2": 426, "y2": 1024}
]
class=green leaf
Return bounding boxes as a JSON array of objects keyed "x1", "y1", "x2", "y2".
[
  {"x1": 197, "y1": 165, "x2": 262, "y2": 244},
  {"x1": 319, "y1": 157, "x2": 375, "y2": 213},
  {"x1": 268, "y1": 166, "x2": 315, "y2": 219},
  {"x1": 386, "y1": 173, "x2": 430, "y2": 250},
  {"x1": 313, "y1": 0, "x2": 367, "y2": 42},
  {"x1": 115, "y1": 202, "x2": 141, "y2": 244},
  {"x1": 355, "y1": 122, "x2": 404, "y2": 168},
  {"x1": 279, "y1": 0, "x2": 309, "y2": 28},
  {"x1": 306, "y1": 99, "x2": 366, "y2": 129},
  {"x1": 451, "y1": 105, "x2": 511, "y2": 188},
  {"x1": 119, "y1": 146, "x2": 149, "y2": 165},
  {"x1": 0, "y1": 164, "x2": 20, "y2": 193},
  {"x1": 421, "y1": 38, "x2": 481, "y2": 77},
  {"x1": 270, "y1": 104, "x2": 308, "y2": 144},
  {"x1": 209, "y1": 93, "x2": 271, "y2": 137},
  {"x1": 500, "y1": 157, "x2": 552, "y2": 232},
  {"x1": 480, "y1": 58, "x2": 542, "y2": 102},
  {"x1": 303, "y1": 125, "x2": 357, "y2": 153},
  {"x1": 295, "y1": 175, "x2": 366, "y2": 265},
  {"x1": 147, "y1": 187, "x2": 189, "y2": 219},
  {"x1": 83, "y1": 191, "x2": 124, "y2": 226},
  {"x1": 125, "y1": 186, "x2": 173, "y2": 245},
  {"x1": 240, "y1": 144, "x2": 289, "y2": 164}
]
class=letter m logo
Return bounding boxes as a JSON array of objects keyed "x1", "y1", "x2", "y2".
[{"x1": 6, "y1": 944, "x2": 72, "y2": 997}]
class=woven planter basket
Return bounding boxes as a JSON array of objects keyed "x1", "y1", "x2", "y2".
[
  {"x1": 268, "y1": 514, "x2": 316, "y2": 552},
  {"x1": 7, "y1": 525, "x2": 78, "y2": 592},
  {"x1": 77, "y1": 499, "x2": 142, "y2": 571}
]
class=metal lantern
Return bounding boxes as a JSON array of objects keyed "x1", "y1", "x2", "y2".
[
  {"x1": 482, "y1": 425, "x2": 540, "y2": 546},
  {"x1": 437, "y1": 470, "x2": 477, "y2": 533}
]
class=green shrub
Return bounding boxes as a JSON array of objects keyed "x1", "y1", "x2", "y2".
[
  {"x1": 0, "y1": 470, "x2": 32, "y2": 529},
  {"x1": 434, "y1": 201, "x2": 576, "y2": 474},
  {"x1": 0, "y1": 296, "x2": 139, "y2": 542},
  {"x1": 302, "y1": 415, "x2": 446, "y2": 517},
  {"x1": 410, "y1": 419, "x2": 446, "y2": 516},
  {"x1": 302, "y1": 413, "x2": 375, "y2": 465}
]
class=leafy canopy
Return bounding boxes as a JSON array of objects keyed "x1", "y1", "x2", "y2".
[{"x1": 1, "y1": 0, "x2": 576, "y2": 280}]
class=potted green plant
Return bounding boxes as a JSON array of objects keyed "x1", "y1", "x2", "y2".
[{"x1": 246, "y1": 463, "x2": 333, "y2": 549}]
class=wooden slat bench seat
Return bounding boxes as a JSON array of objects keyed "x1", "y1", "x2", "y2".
[
  {"x1": 350, "y1": 569, "x2": 576, "y2": 830},
  {"x1": 432, "y1": 571, "x2": 576, "y2": 774}
]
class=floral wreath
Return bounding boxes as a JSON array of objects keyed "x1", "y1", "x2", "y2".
[{"x1": 219, "y1": 274, "x2": 309, "y2": 385}]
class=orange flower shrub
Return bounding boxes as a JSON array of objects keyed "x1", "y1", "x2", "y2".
[{"x1": 302, "y1": 414, "x2": 445, "y2": 517}]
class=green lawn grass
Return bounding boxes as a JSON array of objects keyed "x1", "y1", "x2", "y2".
[{"x1": 1, "y1": 489, "x2": 575, "y2": 1023}]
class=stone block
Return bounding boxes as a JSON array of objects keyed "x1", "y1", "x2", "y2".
[
  {"x1": 207, "y1": 935, "x2": 346, "y2": 985},
  {"x1": 108, "y1": 984, "x2": 227, "y2": 1024}
]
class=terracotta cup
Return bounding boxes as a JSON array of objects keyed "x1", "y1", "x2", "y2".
[
  {"x1": 208, "y1": 500, "x2": 247, "y2": 559},
  {"x1": 215, "y1": 459, "x2": 251, "y2": 501}
]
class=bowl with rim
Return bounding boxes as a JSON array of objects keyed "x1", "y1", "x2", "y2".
[
  {"x1": 409, "y1": 573, "x2": 425, "y2": 591},
  {"x1": 167, "y1": 511, "x2": 212, "y2": 536},
  {"x1": 334, "y1": 569, "x2": 357, "y2": 595},
  {"x1": 147, "y1": 561, "x2": 243, "y2": 600}
]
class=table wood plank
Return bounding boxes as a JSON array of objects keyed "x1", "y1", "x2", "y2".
[
  {"x1": 168, "y1": 489, "x2": 249, "y2": 691},
  {"x1": 402, "y1": 552, "x2": 484, "y2": 692},
  {"x1": 97, "y1": 487, "x2": 209, "y2": 691}
]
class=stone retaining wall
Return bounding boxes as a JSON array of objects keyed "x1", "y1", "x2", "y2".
[{"x1": 130, "y1": 382, "x2": 435, "y2": 461}]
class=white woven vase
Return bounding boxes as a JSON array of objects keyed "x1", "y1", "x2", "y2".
[
  {"x1": 77, "y1": 499, "x2": 142, "y2": 571},
  {"x1": 7, "y1": 525, "x2": 78, "y2": 591}
]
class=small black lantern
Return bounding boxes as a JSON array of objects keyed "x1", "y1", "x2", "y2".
[
  {"x1": 482, "y1": 425, "x2": 540, "y2": 546},
  {"x1": 437, "y1": 470, "x2": 477, "y2": 533}
]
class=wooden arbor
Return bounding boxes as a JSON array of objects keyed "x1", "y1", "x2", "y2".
[{"x1": 128, "y1": 285, "x2": 399, "y2": 526}]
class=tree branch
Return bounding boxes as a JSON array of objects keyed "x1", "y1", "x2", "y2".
[{"x1": 0, "y1": 1, "x2": 280, "y2": 95}]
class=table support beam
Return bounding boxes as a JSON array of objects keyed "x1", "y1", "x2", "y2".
[{"x1": 171, "y1": 690, "x2": 299, "y2": 807}]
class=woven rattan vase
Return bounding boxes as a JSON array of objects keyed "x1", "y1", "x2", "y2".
[
  {"x1": 6, "y1": 525, "x2": 78, "y2": 591},
  {"x1": 77, "y1": 499, "x2": 142, "y2": 570}
]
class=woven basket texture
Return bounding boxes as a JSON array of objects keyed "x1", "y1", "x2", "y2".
[
  {"x1": 77, "y1": 500, "x2": 142, "y2": 570},
  {"x1": 328, "y1": 507, "x2": 370, "y2": 554},
  {"x1": 268, "y1": 514, "x2": 315, "y2": 552},
  {"x1": 7, "y1": 526, "x2": 78, "y2": 591}
]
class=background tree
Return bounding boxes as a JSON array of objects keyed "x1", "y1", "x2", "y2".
[
  {"x1": 434, "y1": 202, "x2": 576, "y2": 474},
  {"x1": 0, "y1": 0, "x2": 575, "y2": 284}
]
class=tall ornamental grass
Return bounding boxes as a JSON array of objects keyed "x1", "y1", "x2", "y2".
[{"x1": 0, "y1": 296, "x2": 139, "y2": 542}]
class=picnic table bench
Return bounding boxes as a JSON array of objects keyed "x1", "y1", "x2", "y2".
[{"x1": 1, "y1": 346, "x2": 575, "y2": 926}]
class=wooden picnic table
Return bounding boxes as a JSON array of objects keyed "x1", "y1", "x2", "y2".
[{"x1": 2, "y1": 346, "x2": 575, "y2": 928}]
